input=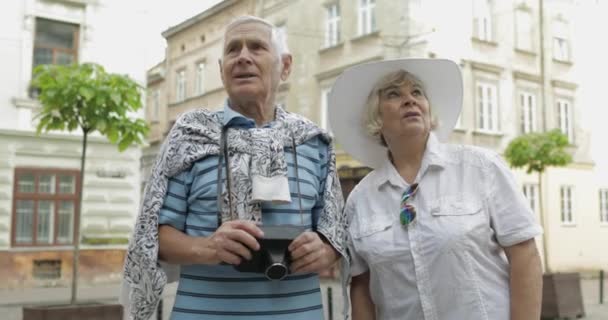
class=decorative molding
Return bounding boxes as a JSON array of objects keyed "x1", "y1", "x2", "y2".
[
  {"x1": 85, "y1": 194, "x2": 106, "y2": 202},
  {"x1": 12, "y1": 97, "x2": 40, "y2": 109},
  {"x1": 553, "y1": 58, "x2": 573, "y2": 66},
  {"x1": 85, "y1": 180, "x2": 132, "y2": 189},
  {"x1": 471, "y1": 37, "x2": 499, "y2": 47},
  {"x1": 15, "y1": 149, "x2": 81, "y2": 159},
  {"x1": 551, "y1": 79, "x2": 578, "y2": 90},
  {"x1": 84, "y1": 209, "x2": 132, "y2": 217},
  {"x1": 0, "y1": 175, "x2": 11, "y2": 185},
  {"x1": 0, "y1": 128, "x2": 107, "y2": 143},
  {"x1": 109, "y1": 224, "x2": 133, "y2": 234},
  {"x1": 351, "y1": 30, "x2": 381, "y2": 44},
  {"x1": 471, "y1": 129, "x2": 505, "y2": 137},
  {"x1": 469, "y1": 61, "x2": 504, "y2": 74},
  {"x1": 319, "y1": 42, "x2": 345, "y2": 54},
  {"x1": 513, "y1": 71, "x2": 542, "y2": 83},
  {"x1": 109, "y1": 196, "x2": 134, "y2": 204},
  {"x1": 514, "y1": 48, "x2": 537, "y2": 57},
  {"x1": 168, "y1": 86, "x2": 225, "y2": 108}
]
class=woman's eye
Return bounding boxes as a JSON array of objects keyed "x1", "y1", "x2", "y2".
[
  {"x1": 386, "y1": 91, "x2": 400, "y2": 98},
  {"x1": 412, "y1": 89, "x2": 422, "y2": 96}
]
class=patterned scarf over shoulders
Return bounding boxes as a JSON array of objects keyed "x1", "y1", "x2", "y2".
[{"x1": 120, "y1": 106, "x2": 348, "y2": 320}]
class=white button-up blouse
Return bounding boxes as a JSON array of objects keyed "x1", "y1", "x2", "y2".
[{"x1": 346, "y1": 133, "x2": 542, "y2": 320}]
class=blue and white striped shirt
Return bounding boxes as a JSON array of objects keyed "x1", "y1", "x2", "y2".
[{"x1": 159, "y1": 105, "x2": 329, "y2": 319}]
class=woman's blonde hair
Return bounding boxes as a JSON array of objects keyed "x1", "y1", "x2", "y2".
[{"x1": 365, "y1": 69, "x2": 438, "y2": 146}]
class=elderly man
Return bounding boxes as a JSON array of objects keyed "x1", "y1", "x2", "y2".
[{"x1": 121, "y1": 16, "x2": 347, "y2": 320}]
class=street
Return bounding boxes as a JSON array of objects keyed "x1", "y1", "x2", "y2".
[{"x1": 1, "y1": 278, "x2": 606, "y2": 320}]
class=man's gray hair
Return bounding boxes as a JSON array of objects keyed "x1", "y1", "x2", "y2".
[{"x1": 224, "y1": 15, "x2": 290, "y2": 58}]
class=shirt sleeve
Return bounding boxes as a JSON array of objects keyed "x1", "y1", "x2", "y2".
[
  {"x1": 485, "y1": 152, "x2": 543, "y2": 247},
  {"x1": 158, "y1": 170, "x2": 192, "y2": 231},
  {"x1": 312, "y1": 140, "x2": 329, "y2": 230},
  {"x1": 345, "y1": 194, "x2": 369, "y2": 276}
]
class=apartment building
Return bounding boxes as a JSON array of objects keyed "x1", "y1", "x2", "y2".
[
  {"x1": 145, "y1": 0, "x2": 608, "y2": 275},
  {"x1": 0, "y1": 0, "x2": 143, "y2": 289}
]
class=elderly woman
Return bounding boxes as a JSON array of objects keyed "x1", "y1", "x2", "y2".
[{"x1": 328, "y1": 59, "x2": 543, "y2": 320}]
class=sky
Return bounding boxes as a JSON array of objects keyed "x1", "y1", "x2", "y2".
[{"x1": 87, "y1": 0, "x2": 222, "y2": 84}]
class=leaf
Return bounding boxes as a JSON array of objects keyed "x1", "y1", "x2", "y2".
[
  {"x1": 96, "y1": 119, "x2": 107, "y2": 132},
  {"x1": 118, "y1": 137, "x2": 132, "y2": 151},
  {"x1": 110, "y1": 92, "x2": 122, "y2": 106},
  {"x1": 79, "y1": 87, "x2": 94, "y2": 101}
]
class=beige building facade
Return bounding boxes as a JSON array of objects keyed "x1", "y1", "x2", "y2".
[
  {"x1": 145, "y1": 0, "x2": 608, "y2": 277},
  {"x1": 0, "y1": 0, "x2": 143, "y2": 289}
]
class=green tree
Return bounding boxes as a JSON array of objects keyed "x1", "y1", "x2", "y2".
[
  {"x1": 31, "y1": 62, "x2": 149, "y2": 304},
  {"x1": 504, "y1": 129, "x2": 572, "y2": 272}
]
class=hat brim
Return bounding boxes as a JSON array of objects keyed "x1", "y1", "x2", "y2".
[{"x1": 328, "y1": 58, "x2": 463, "y2": 169}]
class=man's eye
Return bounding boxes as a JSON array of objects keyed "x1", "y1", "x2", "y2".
[{"x1": 412, "y1": 89, "x2": 422, "y2": 96}]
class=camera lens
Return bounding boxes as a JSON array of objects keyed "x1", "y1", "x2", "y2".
[{"x1": 265, "y1": 263, "x2": 288, "y2": 281}]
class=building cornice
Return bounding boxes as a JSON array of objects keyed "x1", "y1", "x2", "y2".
[
  {"x1": 161, "y1": 0, "x2": 240, "y2": 39},
  {"x1": 0, "y1": 129, "x2": 107, "y2": 144},
  {"x1": 551, "y1": 79, "x2": 578, "y2": 90},
  {"x1": 513, "y1": 70, "x2": 542, "y2": 83},
  {"x1": 468, "y1": 60, "x2": 504, "y2": 74}
]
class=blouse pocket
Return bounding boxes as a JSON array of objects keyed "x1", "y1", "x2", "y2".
[
  {"x1": 428, "y1": 195, "x2": 486, "y2": 249},
  {"x1": 350, "y1": 217, "x2": 407, "y2": 265}
]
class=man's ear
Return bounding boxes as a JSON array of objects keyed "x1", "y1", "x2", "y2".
[{"x1": 280, "y1": 54, "x2": 293, "y2": 81}]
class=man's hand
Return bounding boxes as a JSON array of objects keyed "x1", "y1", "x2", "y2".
[
  {"x1": 208, "y1": 221, "x2": 264, "y2": 265},
  {"x1": 288, "y1": 231, "x2": 339, "y2": 273}
]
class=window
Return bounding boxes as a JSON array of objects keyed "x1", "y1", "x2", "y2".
[
  {"x1": 520, "y1": 91, "x2": 537, "y2": 133},
  {"x1": 320, "y1": 88, "x2": 331, "y2": 132},
  {"x1": 151, "y1": 90, "x2": 160, "y2": 122},
  {"x1": 522, "y1": 184, "x2": 538, "y2": 215},
  {"x1": 12, "y1": 169, "x2": 79, "y2": 246},
  {"x1": 473, "y1": 0, "x2": 493, "y2": 41},
  {"x1": 33, "y1": 18, "x2": 79, "y2": 70},
  {"x1": 176, "y1": 70, "x2": 186, "y2": 102},
  {"x1": 553, "y1": 20, "x2": 570, "y2": 61},
  {"x1": 557, "y1": 99, "x2": 574, "y2": 143},
  {"x1": 515, "y1": 9, "x2": 533, "y2": 51},
  {"x1": 600, "y1": 189, "x2": 608, "y2": 223},
  {"x1": 325, "y1": 3, "x2": 341, "y2": 47},
  {"x1": 476, "y1": 82, "x2": 499, "y2": 132},
  {"x1": 358, "y1": 0, "x2": 376, "y2": 36},
  {"x1": 195, "y1": 62, "x2": 205, "y2": 96},
  {"x1": 560, "y1": 186, "x2": 574, "y2": 224}
]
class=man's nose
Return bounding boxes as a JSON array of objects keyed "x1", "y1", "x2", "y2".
[{"x1": 236, "y1": 47, "x2": 253, "y2": 64}]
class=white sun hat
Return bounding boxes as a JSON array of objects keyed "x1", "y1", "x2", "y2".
[{"x1": 328, "y1": 58, "x2": 463, "y2": 169}]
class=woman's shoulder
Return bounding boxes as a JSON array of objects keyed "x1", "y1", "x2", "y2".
[
  {"x1": 345, "y1": 169, "x2": 382, "y2": 204},
  {"x1": 442, "y1": 143, "x2": 501, "y2": 170}
]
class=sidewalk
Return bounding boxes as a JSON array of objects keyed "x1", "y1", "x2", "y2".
[{"x1": 0, "y1": 278, "x2": 606, "y2": 320}]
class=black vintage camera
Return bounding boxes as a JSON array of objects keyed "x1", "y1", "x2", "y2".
[{"x1": 234, "y1": 225, "x2": 307, "y2": 280}]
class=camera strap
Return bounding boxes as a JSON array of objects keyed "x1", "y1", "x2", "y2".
[{"x1": 216, "y1": 127, "x2": 307, "y2": 228}]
